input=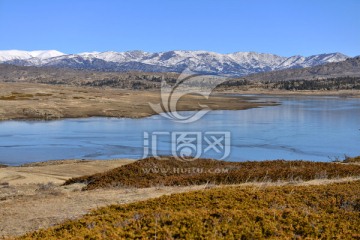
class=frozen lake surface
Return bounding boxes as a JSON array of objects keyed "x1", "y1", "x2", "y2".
[{"x1": 1, "y1": 95, "x2": 359, "y2": 165}]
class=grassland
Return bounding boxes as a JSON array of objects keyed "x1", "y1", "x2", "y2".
[
  {"x1": 19, "y1": 180, "x2": 360, "y2": 239},
  {"x1": 0, "y1": 82, "x2": 271, "y2": 121},
  {"x1": 0, "y1": 159, "x2": 134, "y2": 186},
  {"x1": 343, "y1": 156, "x2": 360, "y2": 163},
  {"x1": 64, "y1": 157, "x2": 360, "y2": 190}
]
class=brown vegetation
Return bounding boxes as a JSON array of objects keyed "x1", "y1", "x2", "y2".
[
  {"x1": 343, "y1": 156, "x2": 360, "y2": 163},
  {"x1": 0, "y1": 159, "x2": 134, "y2": 186},
  {"x1": 20, "y1": 180, "x2": 360, "y2": 239},
  {"x1": 0, "y1": 82, "x2": 269, "y2": 121},
  {"x1": 2, "y1": 158, "x2": 360, "y2": 238},
  {"x1": 64, "y1": 157, "x2": 360, "y2": 190},
  {"x1": 0, "y1": 92, "x2": 34, "y2": 100}
]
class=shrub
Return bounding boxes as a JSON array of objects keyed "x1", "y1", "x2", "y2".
[
  {"x1": 343, "y1": 156, "x2": 360, "y2": 163},
  {"x1": 20, "y1": 180, "x2": 360, "y2": 239},
  {"x1": 64, "y1": 157, "x2": 360, "y2": 190}
]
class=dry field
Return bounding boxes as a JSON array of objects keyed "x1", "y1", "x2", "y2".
[
  {"x1": 0, "y1": 82, "x2": 271, "y2": 121},
  {"x1": 0, "y1": 159, "x2": 136, "y2": 237}
]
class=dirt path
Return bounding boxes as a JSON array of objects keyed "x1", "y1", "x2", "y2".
[
  {"x1": 1, "y1": 159, "x2": 359, "y2": 238},
  {"x1": 0, "y1": 183, "x2": 208, "y2": 238},
  {"x1": 0, "y1": 159, "x2": 135, "y2": 186}
]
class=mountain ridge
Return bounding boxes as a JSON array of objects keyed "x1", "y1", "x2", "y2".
[
  {"x1": 0, "y1": 50, "x2": 349, "y2": 76},
  {"x1": 245, "y1": 56, "x2": 360, "y2": 81},
  {"x1": 1, "y1": 56, "x2": 360, "y2": 91}
]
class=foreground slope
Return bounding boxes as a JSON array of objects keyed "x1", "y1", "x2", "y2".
[
  {"x1": 1, "y1": 158, "x2": 359, "y2": 238},
  {"x1": 20, "y1": 180, "x2": 360, "y2": 239}
]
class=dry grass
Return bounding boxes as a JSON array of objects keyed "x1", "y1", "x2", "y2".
[
  {"x1": 0, "y1": 82, "x2": 270, "y2": 121},
  {"x1": 64, "y1": 157, "x2": 360, "y2": 190},
  {"x1": 2, "y1": 157, "x2": 360, "y2": 238},
  {"x1": 2, "y1": 158, "x2": 360, "y2": 238},
  {"x1": 19, "y1": 180, "x2": 360, "y2": 239},
  {"x1": 0, "y1": 159, "x2": 135, "y2": 186},
  {"x1": 0, "y1": 183, "x2": 209, "y2": 238},
  {"x1": 343, "y1": 156, "x2": 360, "y2": 163},
  {"x1": 0, "y1": 92, "x2": 35, "y2": 101}
]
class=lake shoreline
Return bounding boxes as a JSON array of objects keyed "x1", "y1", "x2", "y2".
[
  {"x1": 220, "y1": 89, "x2": 360, "y2": 98},
  {"x1": 1, "y1": 82, "x2": 360, "y2": 122},
  {"x1": 0, "y1": 82, "x2": 274, "y2": 122}
]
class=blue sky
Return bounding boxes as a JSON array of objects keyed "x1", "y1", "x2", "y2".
[{"x1": 0, "y1": 0, "x2": 359, "y2": 56}]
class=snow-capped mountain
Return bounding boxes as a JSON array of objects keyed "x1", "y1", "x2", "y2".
[
  {"x1": 0, "y1": 50, "x2": 65, "y2": 66},
  {"x1": 0, "y1": 50, "x2": 64, "y2": 62},
  {"x1": 0, "y1": 50, "x2": 348, "y2": 76}
]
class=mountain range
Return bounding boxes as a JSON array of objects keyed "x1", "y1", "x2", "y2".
[
  {"x1": 245, "y1": 56, "x2": 360, "y2": 81},
  {"x1": 0, "y1": 50, "x2": 349, "y2": 76}
]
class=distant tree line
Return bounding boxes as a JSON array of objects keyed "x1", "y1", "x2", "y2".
[
  {"x1": 1, "y1": 63, "x2": 360, "y2": 91},
  {"x1": 216, "y1": 76, "x2": 360, "y2": 91},
  {"x1": 269, "y1": 77, "x2": 360, "y2": 90}
]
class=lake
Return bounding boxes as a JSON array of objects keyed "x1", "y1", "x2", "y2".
[{"x1": 1, "y1": 95, "x2": 359, "y2": 166}]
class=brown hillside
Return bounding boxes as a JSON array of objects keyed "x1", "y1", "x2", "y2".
[{"x1": 64, "y1": 157, "x2": 360, "y2": 190}]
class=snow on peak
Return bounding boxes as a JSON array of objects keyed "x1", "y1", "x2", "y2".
[
  {"x1": 0, "y1": 50, "x2": 65, "y2": 61},
  {"x1": 30, "y1": 50, "x2": 65, "y2": 59},
  {"x1": 0, "y1": 49, "x2": 349, "y2": 76}
]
